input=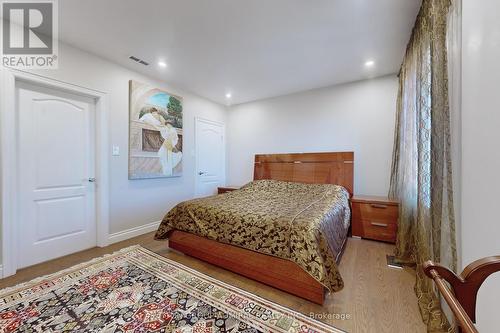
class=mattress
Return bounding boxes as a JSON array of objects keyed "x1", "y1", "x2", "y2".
[{"x1": 155, "y1": 179, "x2": 351, "y2": 292}]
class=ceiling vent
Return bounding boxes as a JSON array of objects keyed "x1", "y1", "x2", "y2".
[{"x1": 128, "y1": 55, "x2": 149, "y2": 66}]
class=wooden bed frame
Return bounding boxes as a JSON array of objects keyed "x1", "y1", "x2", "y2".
[{"x1": 168, "y1": 152, "x2": 354, "y2": 304}]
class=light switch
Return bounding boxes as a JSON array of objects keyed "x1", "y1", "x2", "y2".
[{"x1": 112, "y1": 145, "x2": 120, "y2": 156}]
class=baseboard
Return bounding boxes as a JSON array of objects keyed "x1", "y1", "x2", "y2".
[
  {"x1": 108, "y1": 221, "x2": 161, "y2": 245},
  {"x1": 0, "y1": 265, "x2": 3, "y2": 279}
]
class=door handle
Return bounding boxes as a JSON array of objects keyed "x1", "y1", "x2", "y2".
[
  {"x1": 198, "y1": 172, "x2": 206, "y2": 175},
  {"x1": 88, "y1": 178, "x2": 96, "y2": 183}
]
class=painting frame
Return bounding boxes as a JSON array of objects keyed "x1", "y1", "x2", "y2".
[{"x1": 128, "y1": 80, "x2": 183, "y2": 179}]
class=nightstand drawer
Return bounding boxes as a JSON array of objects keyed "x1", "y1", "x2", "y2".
[
  {"x1": 351, "y1": 195, "x2": 399, "y2": 244},
  {"x1": 352, "y1": 202, "x2": 398, "y2": 222},
  {"x1": 358, "y1": 219, "x2": 397, "y2": 243},
  {"x1": 217, "y1": 186, "x2": 240, "y2": 194}
]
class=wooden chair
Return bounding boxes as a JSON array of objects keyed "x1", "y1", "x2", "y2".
[{"x1": 423, "y1": 256, "x2": 500, "y2": 333}]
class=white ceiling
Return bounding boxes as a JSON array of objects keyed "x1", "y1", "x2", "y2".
[{"x1": 59, "y1": 0, "x2": 420, "y2": 105}]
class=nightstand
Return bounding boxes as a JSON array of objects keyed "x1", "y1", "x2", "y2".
[
  {"x1": 351, "y1": 195, "x2": 399, "y2": 243},
  {"x1": 217, "y1": 186, "x2": 240, "y2": 194}
]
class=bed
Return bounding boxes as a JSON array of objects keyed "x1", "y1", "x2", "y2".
[{"x1": 155, "y1": 152, "x2": 354, "y2": 304}]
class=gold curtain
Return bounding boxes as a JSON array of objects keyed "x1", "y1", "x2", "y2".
[{"x1": 389, "y1": 0, "x2": 457, "y2": 332}]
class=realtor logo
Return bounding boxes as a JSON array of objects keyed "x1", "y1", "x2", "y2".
[{"x1": 1, "y1": 0, "x2": 58, "y2": 68}]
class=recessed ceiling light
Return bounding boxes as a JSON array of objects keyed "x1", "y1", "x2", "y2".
[
  {"x1": 225, "y1": 93, "x2": 232, "y2": 99},
  {"x1": 158, "y1": 61, "x2": 167, "y2": 68},
  {"x1": 365, "y1": 60, "x2": 375, "y2": 67}
]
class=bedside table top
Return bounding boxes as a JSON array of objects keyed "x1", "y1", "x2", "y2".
[
  {"x1": 351, "y1": 195, "x2": 399, "y2": 206},
  {"x1": 218, "y1": 185, "x2": 241, "y2": 190}
]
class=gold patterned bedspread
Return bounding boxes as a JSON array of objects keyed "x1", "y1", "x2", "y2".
[{"x1": 154, "y1": 179, "x2": 351, "y2": 292}]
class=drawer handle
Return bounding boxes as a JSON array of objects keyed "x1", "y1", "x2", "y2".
[
  {"x1": 370, "y1": 204, "x2": 388, "y2": 209},
  {"x1": 371, "y1": 222, "x2": 388, "y2": 228}
]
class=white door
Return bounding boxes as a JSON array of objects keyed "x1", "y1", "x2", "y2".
[
  {"x1": 195, "y1": 118, "x2": 225, "y2": 197},
  {"x1": 17, "y1": 82, "x2": 97, "y2": 268}
]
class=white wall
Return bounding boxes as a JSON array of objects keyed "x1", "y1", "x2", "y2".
[
  {"x1": 226, "y1": 75, "x2": 398, "y2": 196},
  {"x1": 20, "y1": 42, "x2": 228, "y2": 235},
  {"x1": 461, "y1": 1, "x2": 500, "y2": 332}
]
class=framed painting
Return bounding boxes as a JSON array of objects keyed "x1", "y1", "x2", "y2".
[{"x1": 129, "y1": 80, "x2": 183, "y2": 179}]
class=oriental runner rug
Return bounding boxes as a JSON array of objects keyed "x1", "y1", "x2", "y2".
[{"x1": 0, "y1": 245, "x2": 344, "y2": 333}]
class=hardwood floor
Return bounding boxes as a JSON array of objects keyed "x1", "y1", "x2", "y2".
[{"x1": 0, "y1": 233, "x2": 425, "y2": 332}]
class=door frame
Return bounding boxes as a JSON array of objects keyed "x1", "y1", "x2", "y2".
[
  {"x1": 0, "y1": 68, "x2": 110, "y2": 277},
  {"x1": 194, "y1": 117, "x2": 226, "y2": 197}
]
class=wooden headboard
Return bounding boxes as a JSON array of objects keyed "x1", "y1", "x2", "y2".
[{"x1": 253, "y1": 152, "x2": 354, "y2": 195}]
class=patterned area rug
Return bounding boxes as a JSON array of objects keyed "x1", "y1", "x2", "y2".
[{"x1": 0, "y1": 246, "x2": 343, "y2": 333}]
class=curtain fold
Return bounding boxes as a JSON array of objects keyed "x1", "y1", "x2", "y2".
[{"x1": 389, "y1": 0, "x2": 457, "y2": 332}]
